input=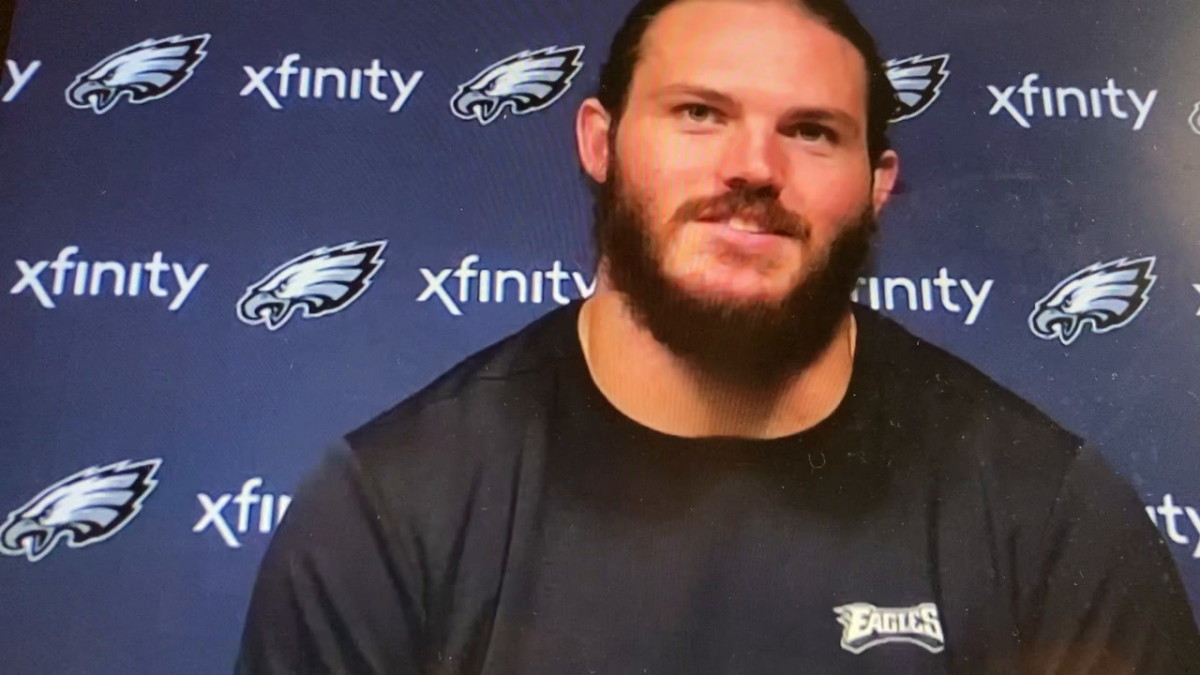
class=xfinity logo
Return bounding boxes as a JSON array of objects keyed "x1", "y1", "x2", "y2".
[
  {"x1": 1146, "y1": 495, "x2": 1200, "y2": 560},
  {"x1": 418, "y1": 254, "x2": 596, "y2": 316},
  {"x1": 851, "y1": 268, "x2": 993, "y2": 326},
  {"x1": 2, "y1": 59, "x2": 41, "y2": 102},
  {"x1": 241, "y1": 54, "x2": 423, "y2": 112},
  {"x1": 10, "y1": 246, "x2": 208, "y2": 311},
  {"x1": 988, "y1": 74, "x2": 1157, "y2": 130},
  {"x1": 194, "y1": 478, "x2": 291, "y2": 549}
]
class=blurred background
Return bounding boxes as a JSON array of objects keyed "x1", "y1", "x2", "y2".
[{"x1": 1, "y1": 0, "x2": 1198, "y2": 672}]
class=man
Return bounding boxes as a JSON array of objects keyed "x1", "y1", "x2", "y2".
[{"x1": 238, "y1": 0, "x2": 1200, "y2": 672}]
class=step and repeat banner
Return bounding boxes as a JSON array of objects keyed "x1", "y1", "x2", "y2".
[{"x1": 2, "y1": 0, "x2": 1199, "y2": 672}]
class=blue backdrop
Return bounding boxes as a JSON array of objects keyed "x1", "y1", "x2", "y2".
[{"x1": 2, "y1": 1, "x2": 1199, "y2": 672}]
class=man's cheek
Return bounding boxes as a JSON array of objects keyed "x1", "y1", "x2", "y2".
[
  {"x1": 641, "y1": 128, "x2": 717, "y2": 176},
  {"x1": 788, "y1": 158, "x2": 870, "y2": 194}
]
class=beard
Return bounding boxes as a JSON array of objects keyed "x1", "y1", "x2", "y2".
[{"x1": 592, "y1": 159, "x2": 877, "y2": 390}]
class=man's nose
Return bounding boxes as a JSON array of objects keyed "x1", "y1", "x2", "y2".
[{"x1": 716, "y1": 125, "x2": 785, "y2": 193}]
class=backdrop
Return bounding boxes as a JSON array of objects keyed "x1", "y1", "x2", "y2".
[{"x1": 2, "y1": 0, "x2": 1199, "y2": 672}]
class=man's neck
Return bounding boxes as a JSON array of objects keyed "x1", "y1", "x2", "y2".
[{"x1": 577, "y1": 284, "x2": 858, "y2": 440}]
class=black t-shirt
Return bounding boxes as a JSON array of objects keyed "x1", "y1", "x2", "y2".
[{"x1": 237, "y1": 300, "x2": 1200, "y2": 674}]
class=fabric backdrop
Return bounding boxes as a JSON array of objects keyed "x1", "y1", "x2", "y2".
[{"x1": 1, "y1": 0, "x2": 1198, "y2": 672}]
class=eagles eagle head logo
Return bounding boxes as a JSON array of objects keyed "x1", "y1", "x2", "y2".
[
  {"x1": 885, "y1": 53, "x2": 950, "y2": 122},
  {"x1": 451, "y1": 45, "x2": 584, "y2": 125},
  {"x1": 238, "y1": 240, "x2": 387, "y2": 331},
  {"x1": 0, "y1": 459, "x2": 161, "y2": 562},
  {"x1": 1029, "y1": 256, "x2": 1156, "y2": 346},
  {"x1": 66, "y1": 34, "x2": 210, "y2": 115}
]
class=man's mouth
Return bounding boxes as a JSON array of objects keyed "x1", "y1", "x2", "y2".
[
  {"x1": 699, "y1": 216, "x2": 789, "y2": 237},
  {"x1": 726, "y1": 217, "x2": 774, "y2": 234}
]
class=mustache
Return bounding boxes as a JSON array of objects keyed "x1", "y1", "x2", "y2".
[{"x1": 671, "y1": 186, "x2": 811, "y2": 240}]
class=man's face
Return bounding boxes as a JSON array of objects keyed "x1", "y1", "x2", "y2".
[
  {"x1": 582, "y1": 0, "x2": 896, "y2": 383},
  {"x1": 612, "y1": 0, "x2": 879, "y2": 307}
]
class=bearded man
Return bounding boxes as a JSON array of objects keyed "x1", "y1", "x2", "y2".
[{"x1": 237, "y1": 0, "x2": 1199, "y2": 672}]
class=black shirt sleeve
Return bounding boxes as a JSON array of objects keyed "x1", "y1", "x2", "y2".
[
  {"x1": 1016, "y1": 445, "x2": 1200, "y2": 673},
  {"x1": 235, "y1": 442, "x2": 423, "y2": 675}
]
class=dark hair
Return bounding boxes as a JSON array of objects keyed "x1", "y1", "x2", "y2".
[{"x1": 595, "y1": 0, "x2": 899, "y2": 166}]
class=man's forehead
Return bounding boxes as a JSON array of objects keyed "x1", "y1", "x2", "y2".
[{"x1": 634, "y1": 0, "x2": 867, "y2": 107}]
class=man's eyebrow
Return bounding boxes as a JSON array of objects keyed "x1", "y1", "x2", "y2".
[
  {"x1": 653, "y1": 84, "x2": 738, "y2": 109},
  {"x1": 781, "y1": 107, "x2": 859, "y2": 134},
  {"x1": 653, "y1": 83, "x2": 860, "y2": 133}
]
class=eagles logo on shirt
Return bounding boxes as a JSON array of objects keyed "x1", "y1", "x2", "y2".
[
  {"x1": 834, "y1": 602, "x2": 946, "y2": 654},
  {"x1": 1188, "y1": 101, "x2": 1200, "y2": 136},
  {"x1": 238, "y1": 241, "x2": 387, "y2": 331},
  {"x1": 0, "y1": 459, "x2": 162, "y2": 562},
  {"x1": 450, "y1": 45, "x2": 584, "y2": 125},
  {"x1": 1029, "y1": 256, "x2": 1156, "y2": 346},
  {"x1": 66, "y1": 34, "x2": 210, "y2": 115},
  {"x1": 884, "y1": 54, "x2": 950, "y2": 122}
]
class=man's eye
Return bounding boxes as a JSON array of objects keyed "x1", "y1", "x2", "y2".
[
  {"x1": 791, "y1": 123, "x2": 837, "y2": 143},
  {"x1": 678, "y1": 104, "x2": 719, "y2": 124}
]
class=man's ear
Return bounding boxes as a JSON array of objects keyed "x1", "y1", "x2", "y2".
[
  {"x1": 577, "y1": 98, "x2": 612, "y2": 183},
  {"x1": 870, "y1": 149, "x2": 900, "y2": 216}
]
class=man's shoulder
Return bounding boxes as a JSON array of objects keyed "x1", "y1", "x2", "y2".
[
  {"x1": 856, "y1": 305, "x2": 1085, "y2": 467},
  {"x1": 344, "y1": 304, "x2": 574, "y2": 472}
]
